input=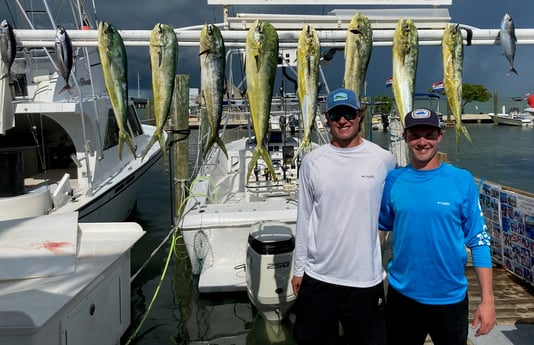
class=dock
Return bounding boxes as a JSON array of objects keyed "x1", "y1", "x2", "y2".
[{"x1": 423, "y1": 264, "x2": 534, "y2": 344}]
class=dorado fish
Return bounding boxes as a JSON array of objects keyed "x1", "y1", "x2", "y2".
[
  {"x1": 295, "y1": 24, "x2": 320, "y2": 157},
  {"x1": 500, "y1": 13, "x2": 518, "y2": 76},
  {"x1": 343, "y1": 13, "x2": 372, "y2": 139},
  {"x1": 392, "y1": 18, "x2": 418, "y2": 126},
  {"x1": 142, "y1": 23, "x2": 178, "y2": 162},
  {"x1": 97, "y1": 21, "x2": 136, "y2": 160},
  {"x1": 245, "y1": 20, "x2": 279, "y2": 183},
  {"x1": 0, "y1": 19, "x2": 16, "y2": 80},
  {"x1": 442, "y1": 23, "x2": 472, "y2": 151},
  {"x1": 199, "y1": 23, "x2": 228, "y2": 159},
  {"x1": 55, "y1": 26, "x2": 74, "y2": 94}
]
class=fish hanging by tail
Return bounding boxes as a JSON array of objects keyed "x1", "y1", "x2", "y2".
[
  {"x1": 343, "y1": 12, "x2": 372, "y2": 139},
  {"x1": 442, "y1": 23, "x2": 473, "y2": 151},
  {"x1": 97, "y1": 21, "x2": 137, "y2": 160},
  {"x1": 245, "y1": 20, "x2": 279, "y2": 183},
  {"x1": 392, "y1": 18, "x2": 418, "y2": 126},
  {"x1": 0, "y1": 19, "x2": 16, "y2": 80},
  {"x1": 55, "y1": 26, "x2": 74, "y2": 94},
  {"x1": 295, "y1": 24, "x2": 320, "y2": 159},
  {"x1": 199, "y1": 23, "x2": 228, "y2": 159},
  {"x1": 142, "y1": 23, "x2": 178, "y2": 163},
  {"x1": 499, "y1": 13, "x2": 518, "y2": 76}
]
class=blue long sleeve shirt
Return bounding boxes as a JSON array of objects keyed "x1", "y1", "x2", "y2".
[{"x1": 379, "y1": 163, "x2": 492, "y2": 304}]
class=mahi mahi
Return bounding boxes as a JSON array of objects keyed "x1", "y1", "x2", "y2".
[
  {"x1": 245, "y1": 20, "x2": 279, "y2": 183},
  {"x1": 442, "y1": 23, "x2": 472, "y2": 151},
  {"x1": 199, "y1": 23, "x2": 227, "y2": 158},
  {"x1": 295, "y1": 24, "x2": 320, "y2": 157},
  {"x1": 0, "y1": 19, "x2": 16, "y2": 80},
  {"x1": 142, "y1": 23, "x2": 178, "y2": 162},
  {"x1": 97, "y1": 21, "x2": 136, "y2": 160},
  {"x1": 392, "y1": 18, "x2": 418, "y2": 126},
  {"x1": 343, "y1": 13, "x2": 372, "y2": 138}
]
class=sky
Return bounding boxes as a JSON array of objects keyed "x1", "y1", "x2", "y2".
[{"x1": 2, "y1": 0, "x2": 534, "y2": 100}]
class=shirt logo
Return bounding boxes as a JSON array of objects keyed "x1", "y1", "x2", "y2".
[{"x1": 437, "y1": 201, "x2": 450, "y2": 206}]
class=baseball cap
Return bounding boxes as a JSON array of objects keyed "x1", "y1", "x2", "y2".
[
  {"x1": 326, "y1": 88, "x2": 361, "y2": 113},
  {"x1": 404, "y1": 108, "x2": 441, "y2": 129}
]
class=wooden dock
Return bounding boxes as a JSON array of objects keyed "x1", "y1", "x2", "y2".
[{"x1": 423, "y1": 264, "x2": 534, "y2": 344}]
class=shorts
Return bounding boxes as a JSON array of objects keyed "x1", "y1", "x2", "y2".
[
  {"x1": 293, "y1": 274, "x2": 387, "y2": 345},
  {"x1": 386, "y1": 285, "x2": 468, "y2": 345}
]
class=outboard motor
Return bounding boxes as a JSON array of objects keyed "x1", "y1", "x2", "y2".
[{"x1": 246, "y1": 220, "x2": 296, "y2": 323}]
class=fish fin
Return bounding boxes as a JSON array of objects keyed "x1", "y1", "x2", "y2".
[
  {"x1": 199, "y1": 48, "x2": 210, "y2": 56},
  {"x1": 141, "y1": 132, "x2": 159, "y2": 161}
]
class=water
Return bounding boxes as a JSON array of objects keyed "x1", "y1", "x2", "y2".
[{"x1": 123, "y1": 123, "x2": 534, "y2": 345}]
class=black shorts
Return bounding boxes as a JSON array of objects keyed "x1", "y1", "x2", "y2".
[
  {"x1": 293, "y1": 274, "x2": 387, "y2": 345},
  {"x1": 386, "y1": 285, "x2": 468, "y2": 345}
]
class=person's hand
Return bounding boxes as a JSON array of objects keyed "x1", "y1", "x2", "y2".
[
  {"x1": 472, "y1": 300, "x2": 496, "y2": 336},
  {"x1": 291, "y1": 275, "x2": 303, "y2": 296}
]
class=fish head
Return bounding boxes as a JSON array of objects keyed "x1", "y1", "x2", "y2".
[
  {"x1": 443, "y1": 23, "x2": 462, "y2": 48},
  {"x1": 501, "y1": 13, "x2": 515, "y2": 33}
]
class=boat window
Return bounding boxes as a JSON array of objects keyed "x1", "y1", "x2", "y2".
[
  {"x1": 13, "y1": 73, "x2": 28, "y2": 97},
  {"x1": 103, "y1": 109, "x2": 120, "y2": 150}
]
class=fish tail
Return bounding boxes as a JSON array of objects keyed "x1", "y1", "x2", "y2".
[
  {"x1": 460, "y1": 124, "x2": 473, "y2": 146},
  {"x1": 203, "y1": 134, "x2": 229, "y2": 159},
  {"x1": 215, "y1": 136, "x2": 228, "y2": 158},
  {"x1": 158, "y1": 134, "x2": 168, "y2": 165},
  {"x1": 293, "y1": 136, "x2": 311, "y2": 165},
  {"x1": 141, "y1": 132, "x2": 159, "y2": 161},
  {"x1": 506, "y1": 67, "x2": 519, "y2": 76},
  {"x1": 246, "y1": 148, "x2": 260, "y2": 183},
  {"x1": 58, "y1": 83, "x2": 74, "y2": 94},
  {"x1": 259, "y1": 145, "x2": 277, "y2": 182},
  {"x1": 119, "y1": 131, "x2": 137, "y2": 160}
]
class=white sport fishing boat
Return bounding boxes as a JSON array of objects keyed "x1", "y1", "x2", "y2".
[
  {"x1": 0, "y1": 0, "x2": 162, "y2": 222},
  {"x1": 179, "y1": 47, "x2": 330, "y2": 323}
]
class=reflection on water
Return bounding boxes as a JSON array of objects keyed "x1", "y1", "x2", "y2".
[{"x1": 125, "y1": 123, "x2": 534, "y2": 344}]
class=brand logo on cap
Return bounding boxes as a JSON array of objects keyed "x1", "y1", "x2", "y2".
[
  {"x1": 333, "y1": 92, "x2": 349, "y2": 101},
  {"x1": 411, "y1": 109, "x2": 432, "y2": 119}
]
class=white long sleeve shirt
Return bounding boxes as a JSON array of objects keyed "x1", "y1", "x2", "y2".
[{"x1": 294, "y1": 139, "x2": 396, "y2": 287}]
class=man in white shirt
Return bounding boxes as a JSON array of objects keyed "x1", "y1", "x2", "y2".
[{"x1": 292, "y1": 88, "x2": 396, "y2": 345}]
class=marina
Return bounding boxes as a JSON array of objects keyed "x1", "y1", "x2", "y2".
[{"x1": 2, "y1": 0, "x2": 534, "y2": 344}]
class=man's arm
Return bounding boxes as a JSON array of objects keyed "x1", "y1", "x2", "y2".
[{"x1": 471, "y1": 267, "x2": 496, "y2": 337}]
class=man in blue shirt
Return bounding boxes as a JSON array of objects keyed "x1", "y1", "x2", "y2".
[{"x1": 379, "y1": 108, "x2": 496, "y2": 344}]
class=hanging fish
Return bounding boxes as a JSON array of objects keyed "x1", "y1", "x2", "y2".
[
  {"x1": 55, "y1": 26, "x2": 74, "y2": 94},
  {"x1": 245, "y1": 20, "x2": 279, "y2": 183},
  {"x1": 199, "y1": 23, "x2": 227, "y2": 159},
  {"x1": 343, "y1": 13, "x2": 372, "y2": 139},
  {"x1": 442, "y1": 23, "x2": 472, "y2": 151},
  {"x1": 0, "y1": 19, "x2": 16, "y2": 80},
  {"x1": 392, "y1": 18, "x2": 418, "y2": 126},
  {"x1": 142, "y1": 23, "x2": 178, "y2": 162},
  {"x1": 97, "y1": 21, "x2": 137, "y2": 160},
  {"x1": 295, "y1": 24, "x2": 320, "y2": 157},
  {"x1": 499, "y1": 13, "x2": 518, "y2": 76}
]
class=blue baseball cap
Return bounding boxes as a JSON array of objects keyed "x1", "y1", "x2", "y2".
[
  {"x1": 326, "y1": 88, "x2": 360, "y2": 113},
  {"x1": 404, "y1": 108, "x2": 441, "y2": 129}
]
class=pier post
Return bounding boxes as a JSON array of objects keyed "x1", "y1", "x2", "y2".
[{"x1": 171, "y1": 75, "x2": 190, "y2": 221}]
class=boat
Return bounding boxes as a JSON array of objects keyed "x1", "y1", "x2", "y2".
[
  {"x1": 0, "y1": 0, "x2": 162, "y2": 222},
  {"x1": 178, "y1": 47, "x2": 330, "y2": 323},
  {"x1": 0, "y1": 212, "x2": 145, "y2": 345},
  {"x1": 488, "y1": 106, "x2": 533, "y2": 126}
]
